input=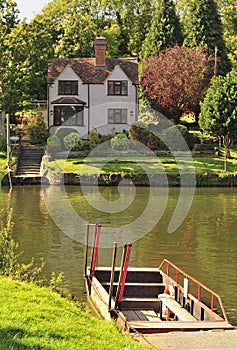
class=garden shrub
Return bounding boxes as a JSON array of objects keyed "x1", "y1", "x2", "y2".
[
  {"x1": 27, "y1": 114, "x2": 49, "y2": 145},
  {"x1": 158, "y1": 125, "x2": 195, "y2": 151},
  {"x1": 129, "y1": 122, "x2": 159, "y2": 148},
  {"x1": 46, "y1": 135, "x2": 62, "y2": 155},
  {"x1": 111, "y1": 133, "x2": 129, "y2": 151},
  {"x1": 88, "y1": 130, "x2": 100, "y2": 149},
  {"x1": 63, "y1": 132, "x2": 83, "y2": 151},
  {"x1": 55, "y1": 128, "x2": 78, "y2": 142}
]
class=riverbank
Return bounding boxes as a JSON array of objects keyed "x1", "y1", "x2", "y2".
[
  {"x1": 0, "y1": 277, "x2": 150, "y2": 349},
  {"x1": 2, "y1": 147, "x2": 237, "y2": 187}
]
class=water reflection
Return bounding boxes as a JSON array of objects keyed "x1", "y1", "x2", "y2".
[{"x1": 0, "y1": 186, "x2": 236, "y2": 325}]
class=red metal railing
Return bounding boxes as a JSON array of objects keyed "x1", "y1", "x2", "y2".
[{"x1": 159, "y1": 259, "x2": 229, "y2": 323}]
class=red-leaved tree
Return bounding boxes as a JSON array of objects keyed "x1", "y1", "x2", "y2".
[{"x1": 141, "y1": 45, "x2": 213, "y2": 122}]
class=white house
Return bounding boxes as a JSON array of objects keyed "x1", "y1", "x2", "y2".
[{"x1": 47, "y1": 36, "x2": 139, "y2": 138}]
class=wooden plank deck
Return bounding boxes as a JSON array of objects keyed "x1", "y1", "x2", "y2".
[{"x1": 122, "y1": 310, "x2": 160, "y2": 322}]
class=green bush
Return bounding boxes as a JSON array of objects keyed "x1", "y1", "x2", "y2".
[
  {"x1": 158, "y1": 125, "x2": 195, "y2": 151},
  {"x1": 63, "y1": 132, "x2": 83, "y2": 151},
  {"x1": 27, "y1": 114, "x2": 49, "y2": 145},
  {"x1": 111, "y1": 133, "x2": 129, "y2": 151},
  {"x1": 46, "y1": 135, "x2": 62, "y2": 155},
  {"x1": 55, "y1": 128, "x2": 78, "y2": 142},
  {"x1": 88, "y1": 130, "x2": 100, "y2": 149},
  {"x1": 129, "y1": 122, "x2": 158, "y2": 146}
]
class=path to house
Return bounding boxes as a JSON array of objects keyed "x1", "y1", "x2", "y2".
[{"x1": 133, "y1": 329, "x2": 237, "y2": 350}]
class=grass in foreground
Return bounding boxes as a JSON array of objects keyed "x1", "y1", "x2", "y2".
[{"x1": 0, "y1": 277, "x2": 151, "y2": 350}]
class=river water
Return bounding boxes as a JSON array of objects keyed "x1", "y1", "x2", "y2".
[{"x1": 0, "y1": 185, "x2": 236, "y2": 326}]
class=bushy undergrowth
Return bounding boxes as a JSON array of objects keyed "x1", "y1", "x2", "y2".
[
  {"x1": 63, "y1": 132, "x2": 83, "y2": 151},
  {"x1": 111, "y1": 133, "x2": 129, "y2": 151},
  {"x1": 27, "y1": 114, "x2": 49, "y2": 145}
]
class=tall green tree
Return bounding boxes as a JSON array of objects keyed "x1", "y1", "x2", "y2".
[
  {"x1": 140, "y1": 0, "x2": 183, "y2": 60},
  {"x1": 181, "y1": 0, "x2": 231, "y2": 74},
  {"x1": 5, "y1": 16, "x2": 55, "y2": 105},
  {"x1": 199, "y1": 70, "x2": 237, "y2": 161},
  {"x1": 216, "y1": 0, "x2": 237, "y2": 68},
  {"x1": 0, "y1": 0, "x2": 19, "y2": 140}
]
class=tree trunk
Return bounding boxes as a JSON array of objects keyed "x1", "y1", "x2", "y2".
[{"x1": 222, "y1": 135, "x2": 233, "y2": 172}]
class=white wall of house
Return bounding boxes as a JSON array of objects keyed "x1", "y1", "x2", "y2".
[{"x1": 48, "y1": 65, "x2": 138, "y2": 138}]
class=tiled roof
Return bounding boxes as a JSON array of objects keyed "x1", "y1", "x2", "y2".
[{"x1": 48, "y1": 58, "x2": 138, "y2": 85}]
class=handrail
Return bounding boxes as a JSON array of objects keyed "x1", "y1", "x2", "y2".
[{"x1": 158, "y1": 259, "x2": 229, "y2": 323}]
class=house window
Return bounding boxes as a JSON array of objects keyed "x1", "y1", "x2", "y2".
[
  {"x1": 108, "y1": 109, "x2": 127, "y2": 124},
  {"x1": 58, "y1": 81, "x2": 78, "y2": 95},
  {"x1": 53, "y1": 106, "x2": 84, "y2": 126},
  {"x1": 108, "y1": 81, "x2": 128, "y2": 96}
]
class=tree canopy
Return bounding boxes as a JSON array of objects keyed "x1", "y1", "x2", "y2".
[
  {"x1": 0, "y1": 0, "x2": 235, "y2": 135},
  {"x1": 199, "y1": 70, "x2": 237, "y2": 158},
  {"x1": 181, "y1": 0, "x2": 231, "y2": 75},
  {"x1": 140, "y1": 0, "x2": 183, "y2": 60},
  {"x1": 141, "y1": 45, "x2": 212, "y2": 122}
]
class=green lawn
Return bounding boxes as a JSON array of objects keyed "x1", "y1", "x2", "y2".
[
  {"x1": 0, "y1": 277, "x2": 151, "y2": 350},
  {"x1": 46, "y1": 151, "x2": 237, "y2": 176}
]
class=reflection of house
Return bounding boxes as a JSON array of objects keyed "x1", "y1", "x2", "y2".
[{"x1": 47, "y1": 36, "x2": 138, "y2": 138}]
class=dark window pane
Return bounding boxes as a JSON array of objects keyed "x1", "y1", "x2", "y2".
[
  {"x1": 53, "y1": 106, "x2": 83, "y2": 126},
  {"x1": 58, "y1": 81, "x2": 78, "y2": 95},
  {"x1": 108, "y1": 109, "x2": 127, "y2": 124},
  {"x1": 107, "y1": 81, "x2": 128, "y2": 96}
]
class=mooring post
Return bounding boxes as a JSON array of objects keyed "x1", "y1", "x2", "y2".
[{"x1": 108, "y1": 242, "x2": 117, "y2": 311}]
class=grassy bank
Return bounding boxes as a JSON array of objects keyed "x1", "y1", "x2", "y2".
[
  {"x1": 46, "y1": 149, "x2": 237, "y2": 177},
  {"x1": 0, "y1": 277, "x2": 151, "y2": 350}
]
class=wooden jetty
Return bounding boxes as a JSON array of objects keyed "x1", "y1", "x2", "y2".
[{"x1": 84, "y1": 224, "x2": 234, "y2": 335}]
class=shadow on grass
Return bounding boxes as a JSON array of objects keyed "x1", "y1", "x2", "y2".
[{"x1": 0, "y1": 327, "x2": 53, "y2": 350}]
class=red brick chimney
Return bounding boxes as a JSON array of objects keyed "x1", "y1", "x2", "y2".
[{"x1": 94, "y1": 36, "x2": 107, "y2": 68}]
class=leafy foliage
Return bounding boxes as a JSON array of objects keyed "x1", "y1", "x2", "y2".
[
  {"x1": 199, "y1": 70, "x2": 237, "y2": 157},
  {"x1": 27, "y1": 113, "x2": 49, "y2": 145},
  {"x1": 63, "y1": 132, "x2": 83, "y2": 151},
  {"x1": 111, "y1": 133, "x2": 129, "y2": 151},
  {"x1": 141, "y1": 45, "x2": 212, "y2": 121},
  {"x1": 129, "y1": 122, "x2": 158, "y2": 146},
  {"x1": 140, "y1": 0, "x2": 183, "y2": 60},
  {"x1": 46, "y1": 135, "x2": 62, "y2": 155},
  {"x1": 181, "y1": 0, "x2": 231, "y2": 74},
  {"x1": 88, "y1": 130, "x2": 100, "y2": 149}
]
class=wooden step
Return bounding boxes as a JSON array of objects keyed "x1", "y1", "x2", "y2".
[{"x1": 127, "y1": 320, "x2": 234, "y2": 333}]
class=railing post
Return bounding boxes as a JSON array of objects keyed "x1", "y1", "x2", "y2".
[
  {"x1": 176, "y1": 270, "x2": 179, "y2": 284},
  {"x1": 211, "y1": 294, "x2": 215, "y2": 312},
  {"x1": 118, "y1": 243, "x2": 132, "y2": 305},
  {"x1": 198, "y1": 284, "x2": 201, "y2": 302},
  {"x1": 108, "y1": 242, "x2": 117, "y2": 311},
  {"x1": 90, "y1": 224, "x2": 101, "y2": 278},
  {"x1": 167, "y1": 262, "x2": 170, "y2": 277},
  {"x1": 84, "y1": 223, "x2": 90, "y2": 277}
]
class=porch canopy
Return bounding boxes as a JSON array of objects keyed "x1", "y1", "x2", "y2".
[{"x1": 51, "y1": 97, "x2": 87, "y2": 105}]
